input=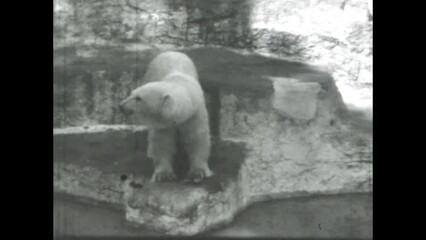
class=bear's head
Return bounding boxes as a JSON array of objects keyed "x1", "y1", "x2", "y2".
[{"x1": 119, "y1": 82, "x2": 187, "y2": 129}]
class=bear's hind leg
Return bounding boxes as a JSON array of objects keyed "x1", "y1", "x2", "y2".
[
  {"x1": 148, "y1": 128, "x2": 177, "y2": 182},
  {"x1": 182, "y1": 129, "x2": 213, "y2": 183}
]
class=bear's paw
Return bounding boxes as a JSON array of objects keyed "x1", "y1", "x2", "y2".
[
  {"x1": 151, "y1": 170, "x2": 177, "y2": 183},
  {"x1": 185, "y1": 168, "x2": 213, "y2": 183}
]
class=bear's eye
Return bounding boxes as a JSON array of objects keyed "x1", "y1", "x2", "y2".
[{"x1": 135, "y1": 97, "x2": 142, "y2": 102}]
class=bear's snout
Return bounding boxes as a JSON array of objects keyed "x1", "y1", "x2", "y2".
[{"x1": 119, "y1": 103, "x2": 134, "y2": 116}]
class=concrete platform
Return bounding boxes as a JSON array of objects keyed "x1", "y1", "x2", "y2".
[{"x1": 54, "y1": 192, "x2": 372, "y2": 238}]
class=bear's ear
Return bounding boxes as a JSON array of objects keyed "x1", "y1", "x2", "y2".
[{"x1": 162, "y1": 94, "x2": 172, "y2": 106}]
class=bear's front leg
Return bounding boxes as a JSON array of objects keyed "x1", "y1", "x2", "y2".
[{"x1": 147, "y1": 128, "x2": 177, "y2": 182}]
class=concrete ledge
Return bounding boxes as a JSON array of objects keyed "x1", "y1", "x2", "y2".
[
  {"x1": 54, "y1": 121, "x2": 371, "y2": 235},
  {"x1": 54, "y1": 126, "x2": 250, "y2": 235},
  {"x1": 53, "y1": 124, "x2": 147, "y2": 135}
]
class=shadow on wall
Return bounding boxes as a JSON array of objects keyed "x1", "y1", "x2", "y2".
[
  {"x1": 54, "y1": 0, "x2": 334, "y2": 67},
  {"x1": 170, "y1": 0, "x2": 318, "y2": 58},
  {"x1": 55, "y1": 0, "x2": 254, "y2": 47},
  {"x1": 176, "y1": 0, "x2": 252, "y2": 48},
  {"x1": 165, "y1": 0, "x2": 319, "y2": 57}
]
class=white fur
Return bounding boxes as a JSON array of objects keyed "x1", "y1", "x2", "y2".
[{"x1": 120, "y1": 51, "x2": 212, "y2": 182}]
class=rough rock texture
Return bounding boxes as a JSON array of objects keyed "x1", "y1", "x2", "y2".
[
  {"x1": 53, "y1": 120, "x2": 371, "y2": 235},
  {"x1": 54, "y1": 162, "x2": 127, "y2": 205},
  {"x1": 53, "y1": 45, "x2": 155, "y2": 127},
  {"x1": 124, "y1": 165, "x2": 250, "y2": 235},
  {"x1": 54, "y1": 126, "x2": 250, "y2": 235},
  {"x1": 54, "y1": 126, "x2": 151, "y2": 204},
  {"x1": 54, "y1": 45, "x2": 344, "y2": 128},
  {"x1": 54, "y1": 0, "x2": 372, "y2": 112},
  {"x1": 219, "y1": 92, "x2": 372, "y2": 201}
]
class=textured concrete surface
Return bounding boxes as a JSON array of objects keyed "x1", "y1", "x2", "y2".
[
  {"x1": 54, "y1": 45, "x2": 339, "y2": 128},
  {"x1": 54, "y1": 126, "x2": 249, "y2": 235},
  {"x1": 124, "y1": 167, "x2": 249, "y2": 235},
  {"x1": 54, "y1": 0, "x2": 372, "y2": 95},
  {"x1": 54, "y1": 193, "x2": 372, "y2": 238},
  {"x1": 218, "y1": 91, "x2": 372, "y2": 201},
  {"x1": 54, "y1": 118, "x2": 371, "y2": 235}
]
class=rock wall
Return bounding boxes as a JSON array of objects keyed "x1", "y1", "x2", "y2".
[
  {"x1": 219, "y1": 91, "x2": 372, "y2": 200},
  {"x1": 54, "y1": 46, "x2": 343, "y2": 128},
  {"x1": 54, "y1": 0, "x2": 372, "y2": 93}
]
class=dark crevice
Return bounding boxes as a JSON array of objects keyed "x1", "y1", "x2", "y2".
[{"x1": 207, "y1": 88, "x2": 221, "y2": 138}]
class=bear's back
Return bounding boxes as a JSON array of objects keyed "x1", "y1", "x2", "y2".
[{"x1": 143, "y1": 51, "x2": 198, "y2": 84}]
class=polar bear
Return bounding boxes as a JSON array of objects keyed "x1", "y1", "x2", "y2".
[{"x1": 119, "y1": 51, "x2": 212, "y2": 183}]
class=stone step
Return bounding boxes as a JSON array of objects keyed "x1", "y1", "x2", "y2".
[
  {"x1": 54, "y1": 122, "x2": 371, "y2": 235},
  {"x1": 54, "y1": 125, "x2": 249, "y2": 235}
]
